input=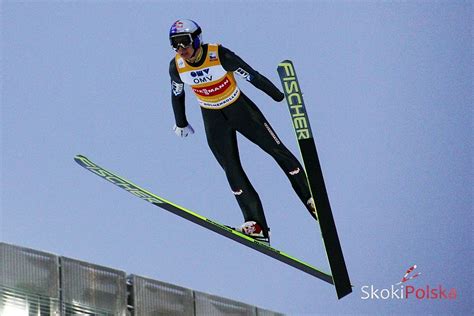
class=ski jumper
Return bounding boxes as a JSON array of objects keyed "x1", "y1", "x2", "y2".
[{"x1": 169, "y1": 44, "x2": 312, "y2": 236}]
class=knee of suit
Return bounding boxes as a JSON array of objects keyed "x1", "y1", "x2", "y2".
[
  {"x1": 288, "y1": 166, "x2": 302, "y2": 176},
  {"x1": 230, "y1": 186, "x2": 258, "y2": 197},
  {"x1": 231, "y1": 188, "x2": 244, "y2": 196}
]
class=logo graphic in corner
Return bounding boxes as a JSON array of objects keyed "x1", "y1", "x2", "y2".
[
  {"x1": 396, "y1": 264, "x2": 421, "y2": 285},
  {"x1": 360, "y1": 265, "x2": 457, "y2": 300}
]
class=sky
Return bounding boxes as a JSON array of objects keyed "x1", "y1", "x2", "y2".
[{"x1": 1, "y1": 1, "x2": 472, "y2": 315}]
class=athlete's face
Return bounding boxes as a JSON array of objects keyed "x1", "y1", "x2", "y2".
[{"x1": 177, "y1": 45, "x2": 194, "y2": 60}]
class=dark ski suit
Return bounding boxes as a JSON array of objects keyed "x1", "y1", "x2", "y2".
[{"x1": 169, "y1": 44, "x2": 312, "y2": 237}]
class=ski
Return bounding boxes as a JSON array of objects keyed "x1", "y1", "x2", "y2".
[
  {"x1": 74, "y1": 155, "x2": 333, "y2": 285},
  {"x1": 277, "y1": 61, "x2": 352, "y2": 299}
]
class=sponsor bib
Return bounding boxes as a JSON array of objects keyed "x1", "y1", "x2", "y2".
[{"x1": 175, "y1": 44, "x2": 240, "y2": 109}]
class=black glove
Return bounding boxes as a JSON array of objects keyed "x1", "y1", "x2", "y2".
[{"x1": 272, "y1": 91, "x2": 285, "y2": 102}]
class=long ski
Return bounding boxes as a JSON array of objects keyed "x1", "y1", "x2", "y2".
[
  {"x1": 74, "y1": 155, "x2": 334, "y2": 285},
  {"x1": 277, "y1": 61, "x2": 352, "y2": 299}
]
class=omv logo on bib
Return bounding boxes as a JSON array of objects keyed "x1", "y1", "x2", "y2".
[{"x1": 191, "y1": 68, "x2": 212, "y2": 84}]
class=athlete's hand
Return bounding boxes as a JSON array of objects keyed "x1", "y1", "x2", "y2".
[{"x1": 173, "y1": 124, "x2": 195, "y2": 138}]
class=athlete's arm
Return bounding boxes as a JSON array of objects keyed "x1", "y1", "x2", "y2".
[
  {"x1": 169, "y1": 59, "x2": 189, "y2": 128},
  {"x1": 218, "y1": 45, "x2": 284, "y2": 102}
]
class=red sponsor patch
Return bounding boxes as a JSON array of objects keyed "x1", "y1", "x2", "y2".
[{"x1": 193, "y1": 76, "x2": 231, "y2": 97}]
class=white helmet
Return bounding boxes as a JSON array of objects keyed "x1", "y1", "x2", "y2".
[{"x1": 169, "y1": 19, "x2": 202, "y2": 51}]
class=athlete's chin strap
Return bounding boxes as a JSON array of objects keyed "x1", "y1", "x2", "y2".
[
  {"x1": 186, "y1": 46, "x2": 203, "y2": 63},
  {"x1": 190, "y1": 46, "x2": 198, "y2": 58}
]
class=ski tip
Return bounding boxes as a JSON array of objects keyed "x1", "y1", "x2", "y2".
[
  {"x1": 278, "y1": 59, "x2": 293, "y2": 66},
  {"x1": 74, "y1": 154, "x2": 91, "y2": 165}
]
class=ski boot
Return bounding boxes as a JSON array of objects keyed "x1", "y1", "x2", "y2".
[
  {"x1": 236, "y1": 221, "x2": 270, "y2": 245},
  {"x1": 307, "y1": 197, "x2": 318, "y2": 221}
]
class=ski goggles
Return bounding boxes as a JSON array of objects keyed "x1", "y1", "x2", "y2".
[{"x1": 170, "y1": 34, "x2": 193, "y2": 51}]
